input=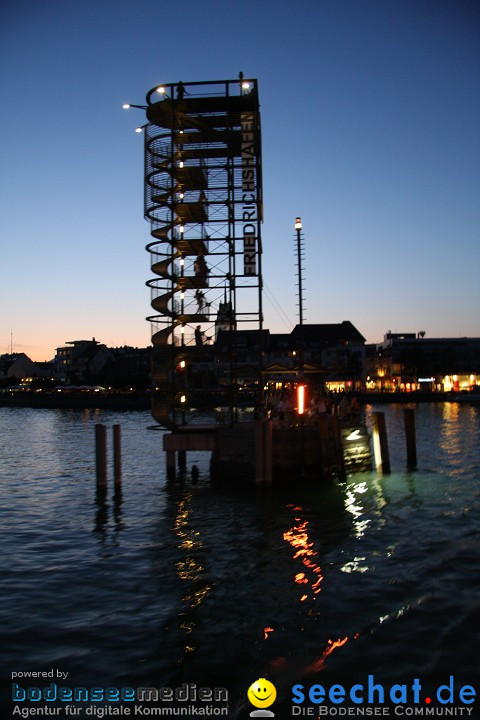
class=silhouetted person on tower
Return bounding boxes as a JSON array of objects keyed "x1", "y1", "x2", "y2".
[
  {"x1": 195, "y1": 289, "x2": 205, "y2": 313},
  {"x1": 195, "y1": 326, "x2": 204, "y2": 347},
  {"x1": 194, "y1": 253, "x2": 209, "y2": 281}
]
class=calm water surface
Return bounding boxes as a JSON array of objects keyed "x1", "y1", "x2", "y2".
[{"x1": 1, "y1": 404, "x2": 479, "y2": 713}]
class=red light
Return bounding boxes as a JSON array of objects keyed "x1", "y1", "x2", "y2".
[{"x1": 297, "y1": 385, "x2": 305, "y2": 414}]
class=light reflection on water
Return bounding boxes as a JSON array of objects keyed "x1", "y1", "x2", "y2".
[
  {"x1": 283, "y1": 504, "x2": 324, "y2": 603},
  {"x1": 0, "y1": 404, "x2": 479, "y2": 710}
]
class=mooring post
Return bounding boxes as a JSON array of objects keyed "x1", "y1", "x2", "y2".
[
  {"x1": 317, "y1": 415, "x2": 331, "y2": 477},
  {"x1": 403, "y1": 408, "x2": 417, "y2": 469},
  {"x1": 372, "y1": 411, "x2": 391, "y2": 474},
  {"x1": 113, "y1": 424, "x2": 122, "y2": 485},
  {"x1": 264, "y1": 418, "x2": 273, "y2": 485},
  {"x1": 332, "y1": 415, "x2": 346, "y2": 480},
  {"x1": 178, "y1": 450, "x2": 187, "y2": 471},
  {"x1": 255, "y1": 419, "x2": 265, "y2": 484},
  {"x1": 95, "y1": 424, "x2": 107, "y2": 489},
  {"x1": 166, "y1": 450, "x2": 176, "y2": 479}
]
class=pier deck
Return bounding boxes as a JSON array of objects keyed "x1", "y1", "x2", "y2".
[{"x1": 162, "y1": 418, "x2": 372, "y2": 482}]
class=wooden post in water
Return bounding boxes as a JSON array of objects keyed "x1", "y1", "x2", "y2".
[
  {"x1": 264, "y1": 418, "x2": 272, "y2": 485},
  {"x1": 255, "y1": 419, "x2": 265, "y2": 484},
  {"x1": 404, "y1": 408, "x2": 417, "y2": 469},
  {"x1": 95, "y1": 424, "x2": 107, "y2": 490},
  {"x1": 332, "y1": 415, "x2": 346, "y2": 481},
  {"x1": 113, "y1": 424, "x2": 122, "y2": 485},
  {"x1": 372, "y1": 411, "x2": 390, "y2": 474},
  {"x1": 318, "y1": 415, "x2": 332, "y2": 477},
  {"x1": 178, "y1": 450, "x2": 187, "y2": 471},
  {"x1": 166, "y1": 450, "x2": 176, "y2": 479}
]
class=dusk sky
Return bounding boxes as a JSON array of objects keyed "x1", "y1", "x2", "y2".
[{"x1": 1, "y1": 0, "x2": 479, "y2": 361}]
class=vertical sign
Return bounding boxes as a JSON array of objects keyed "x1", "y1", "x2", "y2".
[{"x1": 241, "y1": 112, "x2": 257, "y2": 276}]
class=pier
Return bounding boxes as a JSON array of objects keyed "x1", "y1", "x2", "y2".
[
  {"x1": 162, "y1": 415, "x2": 373, "y2": 483},
  {"x1": 159, "y1": 407, "x2": 421, "y2": 483}
]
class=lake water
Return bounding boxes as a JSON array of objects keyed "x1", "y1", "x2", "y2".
[{"x1": 1, "y1": 403, "x2": 479, "y2": 716}]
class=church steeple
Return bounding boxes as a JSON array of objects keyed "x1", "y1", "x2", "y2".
[{"x1": 215, "y1": 294, "x2": 235, "y2": 340}]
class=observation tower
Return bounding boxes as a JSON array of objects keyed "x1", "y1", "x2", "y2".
[
  {"x1": 140, "y1": 76, "x2": 263, "y2": 430},
  {"x1": 125, "y1": 77, "x2": 372, "y2": 482}
]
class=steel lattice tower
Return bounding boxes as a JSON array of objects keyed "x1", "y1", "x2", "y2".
[{"x1": 142, "y1": 77, "x2": 263, "y2": 429}]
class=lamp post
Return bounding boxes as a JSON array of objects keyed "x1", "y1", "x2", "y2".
[
  {"x1": 294, "y1": 217, "x2": 304, "y2": 326},
  {"x1": 294, "y1": 217, "x2": 306, "y2": 476},
  {"x1": 294, "y1": 216, "x2": 306, "y2": 376}
]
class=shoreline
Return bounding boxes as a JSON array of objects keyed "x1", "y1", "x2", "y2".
[
  {"x1": 0, "y1": 390, "x2": 478, "y2": 411},
  {"x1": 0, "y1": 391, "x2": 151, "y2": 411}
]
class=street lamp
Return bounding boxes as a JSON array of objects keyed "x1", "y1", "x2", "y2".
[
  {"x1": 295, "y1": 217, "x2": 304, "y2": 326},
  {"x1": 122, "y1": 103, "x2": 148, "y2": 110},
  {"x1": 123, "y1": 103, "x2": 148, "y2": 133}
]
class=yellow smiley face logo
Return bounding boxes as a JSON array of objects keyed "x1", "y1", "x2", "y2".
[{"x1": 247, "y1": 678, "x2": 277, "y2": 708}]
